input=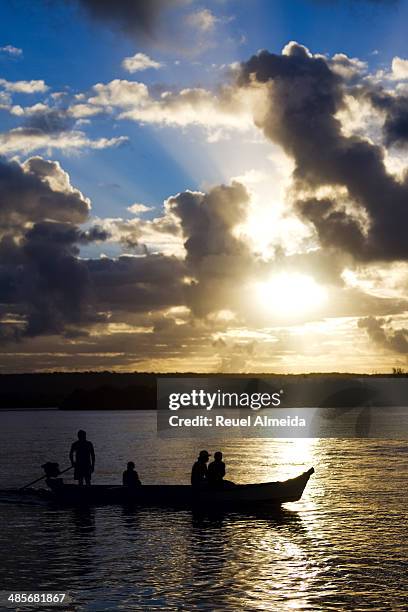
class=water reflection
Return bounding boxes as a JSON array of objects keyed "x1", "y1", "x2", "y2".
[
  {"x1": 0, "y1": 412, "x2": 407, "y2": 610},
  {"x1": 68, "y1": 507, "x2": 96, "y2": 581},
  {"x1": 184, "y1": 507, "x2": 315, "y2": 611}
]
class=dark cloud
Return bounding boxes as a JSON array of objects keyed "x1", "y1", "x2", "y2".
[
  {"x1": 69, "y1": 0, "x2": 182, "y2": 39},
  {"x1": 367, "y1": 88, "x2": 408, "y2": 147},
  {"x1": 87, "y1": 182, "x2": 254, "y2": 318},
  {"x1": 20, "y1": 221, "x2": 97, "y2": 337},
  {"x1": 0, "y1": 226, "x2": 98, "y2": 340},
  {"x1": 0, "y1": 156, "x2": 96, "y2": 339},
  {"x1": 88, "y1": 254, "x2": 186, "y2": 312},
  {"x1": 168, "y1": 182, "x2": 249, "y2": 266},
  {"x1": 0, "y1": 156, "x2": 89, "y2": 231},
  {"x1": 23, "y1": 108, "x2": 74, "y2": 134},
  {"x1": 238, "y1": 43, "x2": 408, "y2": 262},
  {"x1": 1, "y1": 140, "x2": 406, "y2": 373},
  {"x1": 168, "y1": 181, "x2": 255, "y2": 315},
  {"x1": 359, "y1": 316, "x2": 408, "y2": 353},
  {"x1": 80, "y1": 225, "x2": 110, "y2": 243},
  {"x1": 0, "y1": 156, "x2": 256, "y2": 344},
  {"x1": 0, "y1": 314, "x2": 216, "y2": 372},
  {"x1": 296, "y1": 198, "x2": 367, "y2": 255}
]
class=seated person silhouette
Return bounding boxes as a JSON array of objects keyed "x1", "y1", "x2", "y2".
[
  {"x1": 122, "y1": 461, "x2": 141, "y2": 487},
  {"x1": 69, "y1": 430, "x2": 95, "y2": 487},
  {"x1": 191, "y1": 450, "x2": 210, "y2": 487},
  {"x1": 208, "y1": 451, "x2": 235, "y2": 488}
]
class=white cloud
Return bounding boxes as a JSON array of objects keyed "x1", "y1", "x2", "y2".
[
  {"x1": 0, "y1": 45, "x2": 23, "y2": 57},
  {"x1": 68, "y1": 103, "x2": 104, "y2": 118},
  {"x1": 122, "y1": 52, "x2": 163, "y2": 73},
  {"x1": 185, "y1": 9, "x2": 218, "y2": 32},
  {"x1": 89, "y1": 80, "x2": 149, "y2": 108},
  {"x1": 330, "y1": 53, "x2": 367, "y2": 79},
  {"x1": 7, "y1": 102, "x2": 50, "y2": 117},
  {"x1": 391, "y1": 56, "x2": 408, "y2": 80},
  {"x1": 282, "y1": 41, "x2": 312, "y2": 57},
  {"x1": 84, "y1": 79, "x2": 258, "y2": 134},
  {"x1": 335, "y1": 93, "x2": 384, "y2": 145},
  {"x1": 95, "y1": 213, "x2": 184, "y2": 257},
  {"x1": 0, "y1": 78, "x2": 48, "y2": 93},
  {"x1": 372, "y1": 56, "x2": 408, "y2": 83},
  {"x1": 0, "y1": 127, "x2": 128, "y2": 155},
  {"x1": 128, "y1": 203, "x2": 154, "y2": 214},
  {"x1": 0, "y1": 90, "x2": 12, "y2": 110}
]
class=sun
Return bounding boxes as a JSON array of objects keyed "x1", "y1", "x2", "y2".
[{"x1": 254, "y1": 273, "x2": 328, "y2": 318}]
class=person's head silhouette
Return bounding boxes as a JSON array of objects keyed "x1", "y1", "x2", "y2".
[
  {"x1": 198, "y1": 450, "x2": 210, "y2": 463},
  {"x1": 214, "y1": 451, "x2": 223, "y2": 461},
  {"x1": 127, "y1": 461, "x2": 135, "y2": 470},
  {"x1": 78, "y1": 430, "x2": 86, "y2": 441}
]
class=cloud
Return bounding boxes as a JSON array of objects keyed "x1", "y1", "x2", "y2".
[
  {"x1": 0, "y1": 156, "x2": 98, "y2": 338},
  {"x1": 17, "y1": 221, "x2": 101, "y2": 337},
  {"x1": 51, "y1": 1, "x2": 218, "y2": 55},
  {"x1": 0, "y1": 100, "x2": 128, "y2": 154},
  {"x1": 127, "y1": 203, "x2": 154, "y2": 214},
  {"x1": 166, "y1": 181, "x2": 255, "y2": 316},
  {"x1": 88, "y1": 79, "x2": 149, "y2": 108},
  {"x1": 96, "y1": 212, "x2": 183, "y2": 256},
  {"x1": 68, "y1": 0, "x2": 184, "y2": 39},
  {"x1": 329, "y1": 53, "x2": 367, "y2": 80},
  {"x1": 0, "y1": 156, "x2": 90, "y2": 229},
  {"x1": 0, "y1": 90, "x2": 12, "y2": 112},
  {"x1": 367, "y1": 87, "x2": 408, "y2": 148},
  {"x1": 88, "y1": 254, "x2": 186, "y2": 313},
  {"x1": 0, "y1": 127, "x2": 127, "y2": 155},
  {"x1": 391, "y1": 56, "x2": 408, "y2": 80},
  {"x1": 0, "y1": 45, "x2": 23, "y2": 57},
  {"x1": 185, "y1": 9, "x2": 218, "y2": 32},
  {"x1": 22, "y1": 105, "x2": 75, "y2": 133},
  {"x1": 84, "y1": 78, "x2": 256, "y2": 133},
  {"x1": 122, "y1": 52, "x2": 163, "y2": 73},
  {"x1": 238, "y1": 42, "x2": 408, "y2": 262},
  {"x1": 68, "y1": 103, "x2": 104, "y2": 119},
  {"x1": 0, "y1": 157, "x2": 256, "y2": 342},
  {"x1": 1, "y1": 150, "x2": 408, "y2": 371},
  {"x1": 0, "y1": 78, "x2": 48, "y2": 93},
  {"x1": 358, "y1": 316, "x2": 408, "y2": 354},
  {"x1": 167, "y1": 182, "x2": 249, "y2": 268}
]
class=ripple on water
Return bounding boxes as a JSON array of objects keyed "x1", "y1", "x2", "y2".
[{"x1": 0, "y1": 412, "x2": 407, "y2": 610}]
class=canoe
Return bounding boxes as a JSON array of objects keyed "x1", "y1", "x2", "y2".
[{"x1": 25, "y1": 467, "x2": 314, "y2": 507}]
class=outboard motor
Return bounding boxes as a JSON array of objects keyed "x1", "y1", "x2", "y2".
[
  {"x1": 42, "y1": 462, "x2": 60, "y2": 478},
  {"x1": 41, "y1": 462, "x2": 64, "y2": 489}
]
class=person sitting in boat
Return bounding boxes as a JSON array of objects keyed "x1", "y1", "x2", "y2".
[
  {"x1": 208, "y1": 451, "x2": 235, "y2": 488},
  {"x1": 69, "y1": 430, "x2": 95, "y2": 487},
  {"x1": 122, "y1": 461, "x2": 141, "y2": 487},
  {"x1": 207, "y1": 451, "x2": 226, "y2": 485},
  {"x1": 191, "y1": 450, "x2": 210, "y2": 487}
]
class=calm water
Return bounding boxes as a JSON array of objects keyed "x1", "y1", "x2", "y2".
[{"x1": 0, "y1": 410, "x2": 407, "y2": 611}]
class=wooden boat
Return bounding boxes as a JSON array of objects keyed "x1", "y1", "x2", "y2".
[{"x1": 28, "y1": 467, "x2": 314, "y2": 507}]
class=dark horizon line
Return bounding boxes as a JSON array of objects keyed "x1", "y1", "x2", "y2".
[{"x1": 0, "y1": 370, "x2": 406, "y2": 377}]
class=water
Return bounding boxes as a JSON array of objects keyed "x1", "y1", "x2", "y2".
[{"x1": 0, "y1": 410, "x2": 407, "y2": 611}]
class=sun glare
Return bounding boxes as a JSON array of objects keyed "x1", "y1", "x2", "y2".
[{"x1": 254, "y1": 273, "x2": 328, "y2": 318}]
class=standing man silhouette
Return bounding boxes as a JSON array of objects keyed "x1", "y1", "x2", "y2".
[{"x1": 69, "y1": 430, "x2": 95, "y2": 486}]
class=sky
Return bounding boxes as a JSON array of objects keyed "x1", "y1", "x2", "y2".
[{"x1": 1, "y1": 0, "x2": 408, "y2": 373}]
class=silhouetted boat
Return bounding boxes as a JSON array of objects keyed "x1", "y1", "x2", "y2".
[{"x1": 11, "y1": 468, "x2": 314, "y2": 507}]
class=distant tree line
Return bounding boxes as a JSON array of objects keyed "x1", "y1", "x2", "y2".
[{"x1": 0, "y1": 371, "x2": 407, "y2": 410}]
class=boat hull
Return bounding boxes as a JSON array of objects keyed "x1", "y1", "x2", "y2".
[{"x1": 41, "y1": 468, "x2": 314, "y2": 507}]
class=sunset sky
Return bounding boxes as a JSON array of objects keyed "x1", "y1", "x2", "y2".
[{"x1": 1, "y1": 0, "x2": 408, "y2": 372}]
